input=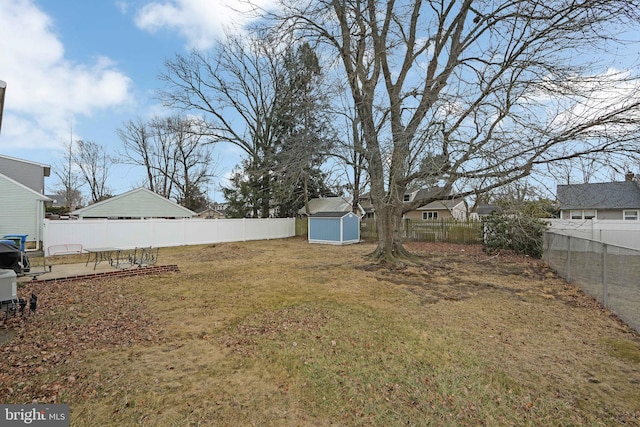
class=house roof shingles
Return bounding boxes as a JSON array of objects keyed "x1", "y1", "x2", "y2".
[
  {"x1": 311, "y1": 211, "x2": 352, "y2": 218},
  {"x1": 416, "y1": 199, "x2": 465, "y2": 211},
  {"x1": 557, "y1": 181, "x2": 640, "y2": 210}
]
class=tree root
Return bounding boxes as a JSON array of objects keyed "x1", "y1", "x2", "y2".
[{"x1": 366, "y1": 242, "x2": 423, "y2": 268}]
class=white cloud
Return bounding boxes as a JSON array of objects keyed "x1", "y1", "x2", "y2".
[
  {"x1": 135, "y1": 0, "x2": 278, "y2": 50},
  {"x1": 0, "y1": 0, "x2": 132, "y2": 149},
  {"x1": 115, "y1": 1, "x2": 129, "y2": 15},
  {"x1": 550, "y1": 68, "x2": 640, "y2": 131}
]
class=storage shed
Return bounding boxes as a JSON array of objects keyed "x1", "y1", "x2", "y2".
[{"x1": 308, "y1": 211, "x2": 360, "y2": 245}]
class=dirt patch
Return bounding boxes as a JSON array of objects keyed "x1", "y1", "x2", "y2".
[{"x1": 222, "y1": 305, "x2": 332, "y2": 357}]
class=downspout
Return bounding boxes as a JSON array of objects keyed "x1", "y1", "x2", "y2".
[{"x1": 36, "y1": 199, "x2": 43, "y2": 250}]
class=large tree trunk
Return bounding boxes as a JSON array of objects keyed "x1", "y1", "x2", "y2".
[
  {"x1": 369, "y1": 204, "x2": 417, "y2": 265},
  {"x1": 367, "y1": 190, "x2": 417, "y2": 265}
]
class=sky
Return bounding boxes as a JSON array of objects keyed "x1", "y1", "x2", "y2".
[
  {"x1": 2, "y1": 1, "x2": 640, "y2": 205},
  {"x1": 0, "y1": 0, "x2": 275, "y2": 201}
]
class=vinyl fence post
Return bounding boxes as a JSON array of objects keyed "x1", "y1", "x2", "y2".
[
  {"x1": 602, "y1": 243, "x2": 608, "y2": 308},
  {"x1": 566, "y1": 236, "x2": 571, "y2": 282}
]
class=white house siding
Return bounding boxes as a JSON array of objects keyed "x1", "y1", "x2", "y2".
[{"x1": 0, "y1": 173, "x2": 49, "y2": 247}]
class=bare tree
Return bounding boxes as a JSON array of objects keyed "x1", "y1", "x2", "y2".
[
  {"x1": 117, "y1": 115, "x2": 215, "y2": 209},
  {"x1": 53, "y1": 141, "x2": 83, "y2": 209},
  {"x1": 270, "y1": 0, "x2": 640, "y2": 263},
  {"x1": 158, "y1": 33, "x2": 290, "y2": 217},
  {"x1": 117, "y1": 118, "x2": 159, "y2": 192},
  {"x1": 167, "y1": 116, "x2": 216, "y2": 211},
  {"x1": 331, "y1": 90, "x2": 370, "y2": 215},
  {"x1": 74, "y1": 140, "x2": 112, "y2": 203}
]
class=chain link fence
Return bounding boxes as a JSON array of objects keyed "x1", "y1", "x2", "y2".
[{"x1": 543, "y1": 232, "x2": 640, "y2": 333}]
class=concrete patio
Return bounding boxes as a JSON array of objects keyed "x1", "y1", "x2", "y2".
[{"x1": 17, "y1": 259, "x2": 179, "y2": 284}]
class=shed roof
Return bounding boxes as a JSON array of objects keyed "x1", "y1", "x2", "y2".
[
  {"x1": 556, "y1": 181, "x2": 640, "y2": 210},
  {"x1": 311, "y1": 211, "x2": 354, "y2": 218},
  {"x1": 299, "y1": 197, "x2": 364, "y2": 216},
  {"x1": 70, "y1": 187, "x2": 196, "y2": 218}
]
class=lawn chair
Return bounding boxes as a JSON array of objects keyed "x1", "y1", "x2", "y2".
[
  {"x1": 136, "y1": 247, "x2": 159, "y2": 267},
  {"x1": 114, "y1": 247, "x2": 159, "y2": 269}
]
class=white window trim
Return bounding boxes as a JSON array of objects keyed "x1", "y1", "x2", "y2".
[
  {"x1": 623, "y1": 210, "x2": 639, "y2": 220},
  {"x1": 422, "y1": 211, "x2": 438, "y2": 220},
  {"x1": 569, "y1": 209, "x2": 597, "y2": 220}
]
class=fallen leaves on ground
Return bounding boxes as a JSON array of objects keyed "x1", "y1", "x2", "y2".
[{"x1": 0, "y1": 277, "x2": 163, "y2": 404}]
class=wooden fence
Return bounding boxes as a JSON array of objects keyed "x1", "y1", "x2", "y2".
[
  {"x1": 297, "y1": 217, "x2": 482, "y2": 244},
  {"x1": 363, "y1": 219, "x2": 482, "y2": 244}
]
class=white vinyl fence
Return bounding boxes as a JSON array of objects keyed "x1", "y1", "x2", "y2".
[
  {"x1": 42, "y1": 218, "x2": 296, "y2": 252},
  {"x1": 547, "y1": 219, "x2": 640, "y2": 250}
]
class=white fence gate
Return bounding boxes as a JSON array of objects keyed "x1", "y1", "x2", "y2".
[
  {"x1": 547, "y1": 219, "x2": 640, "y2": 251},
  {"x1": 42, "y1": 218, "x2": 296, "y2": 252}
]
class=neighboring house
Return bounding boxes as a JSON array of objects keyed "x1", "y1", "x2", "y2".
[
  {"x1": 354, "y1": 188, "x2": 468, "y2": 221},
  {"x1": 469, "y1": 204, "x2": 500, "y2": 221},
  {"x1": 298, "y1": 197, "x2": 365, "y2": 217},
  {"x1": 196, "y1": 207, "x2": 226, "y2": 219},
  {"x1": 0, "y1": 173, "x2": 51, "y2": 249},
  {"x1": 0, "y1": 154, "x2": 50, "y2": 194},
  {"x1": 0, "y1": 154, "x2": 52, "y2": 249},
  {"x1": 44, "y1": 194, "x2": 67, "y2": 209},
  {"x1": 356, "y1": 193, "x2": 375, "y2": 219},
  {"x1": 402, "y1": 188, "x2": 467, "y2": 221},
  {"x1": 69, "y1": 188, "x2": 196, "y2": 219},
  {"x1": 557, "y1": 179, "x2": 640, "y2": 220},
  {"x1": 403, "y1": 198, "x2": 468, "y2": 221},
  {"x1": 211, "y1": 201, "x2": 229, "y2": 212}
]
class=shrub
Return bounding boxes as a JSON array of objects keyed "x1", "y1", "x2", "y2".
[{"x1": 481, "y1": 212, "x2": 548, "y2": 258}]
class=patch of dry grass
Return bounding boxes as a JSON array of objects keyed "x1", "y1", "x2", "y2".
[{"x1": 2, "y1": 237, "x2": 640, "y2": 426}]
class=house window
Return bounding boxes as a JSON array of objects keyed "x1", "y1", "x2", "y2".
[
  {"x1": 422, "y1": 211, "x2": 438, "y2": 220},
  {"x1": 624, "y1": 210, "x2": 639, "y2": 220},
  {"x1": 403, "y1": 194, "x2": 411, "y2": 202},
  {"x1": 570, "y1": 210, "x2": 596, "y2": 220}
]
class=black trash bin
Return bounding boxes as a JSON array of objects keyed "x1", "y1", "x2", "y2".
[{"x1": 0, "y1": 242, "x2": 30, "y2": 274}]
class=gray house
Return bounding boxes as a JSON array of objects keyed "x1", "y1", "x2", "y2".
[
  {"x1": 70, "y1": 188, "x2": 196, "y2": 219},
  {"x1": 557, "y1": 179, "x2": 640, "y2": 220},
  {"x1": 0, "y1": 155, "x2": 51, "y2": 249},
  {"x1": 0, "y1": 154, "x2": 50, "y2": 194}
]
